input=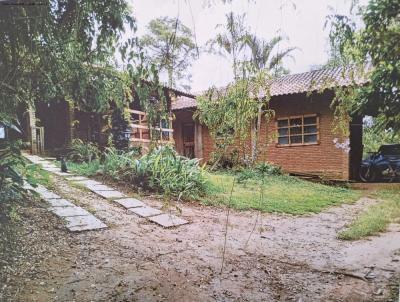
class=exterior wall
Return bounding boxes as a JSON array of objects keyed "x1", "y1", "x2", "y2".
[
  {"x1": 260, "y1": 92, "x2": 350, "y2": 180},
  {"x1": 180, "y1": 91, "x2": 351, "y2": 180}
]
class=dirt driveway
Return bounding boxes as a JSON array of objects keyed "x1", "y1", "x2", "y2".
[{"x1": 2, "y1": 174, "x2": 400, "y2": 302}]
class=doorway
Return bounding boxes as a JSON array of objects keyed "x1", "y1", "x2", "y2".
[
  {"x1": 182, "y1": 123, "x2": 195, "y2": 158},
  {"x1": 349, "y1": 115, "x2": 363, "y2": 180}
]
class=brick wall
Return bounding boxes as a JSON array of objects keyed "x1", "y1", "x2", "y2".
[{"x1": 196, "y1": 91, "x2": 351, "y2": 180}]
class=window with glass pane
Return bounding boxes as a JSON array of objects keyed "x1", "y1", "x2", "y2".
[{"x1": 277, "y1": 114, "x2": 318, "y2": 146}]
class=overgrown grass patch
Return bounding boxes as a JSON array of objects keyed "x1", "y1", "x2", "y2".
[
  {"x1": 338, "y1": 188, "x2": 400, "y2": 240},
  {"x1": 66, "y1": 160, "x2": 101, "y2": 177},
  {"x1": 200, "y1": 172, "x2": 360, "y2": 215}
]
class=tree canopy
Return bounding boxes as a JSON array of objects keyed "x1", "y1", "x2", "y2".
[
  {"x1": 140, "y1": 16, "x2": 197, "y2": 90},
  {"x1": 0, "y1": 0, "x2": 135, "y2": 122},
  {"x1": 207, "y1": 12, "x2": 248, "y2": 80},
  {"x1": 328, "y1": 0, "x2": 400, "y2": 131},
  {"x1": 208, "y1": 12, "x2": 296, "y2": 80},
  {"x1": 243, "y1": 34, "x2": 296, "y2": 77}
]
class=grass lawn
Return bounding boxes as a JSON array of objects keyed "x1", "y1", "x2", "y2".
[
  {"x1": 338, "y1": 188, "x2": 400, "y2": 240},
  {"x1": 200, "y1": 172, "x2": 360, "y2": 215}
]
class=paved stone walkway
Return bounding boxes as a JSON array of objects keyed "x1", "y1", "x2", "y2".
[
  {"x1": 23, "y1": 181, "x2": 107, "y2": 232},
  {"x1": 23, "y1": 154, "x2": 189, "y2": 228}
]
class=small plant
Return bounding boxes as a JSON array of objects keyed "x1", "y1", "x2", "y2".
[
  {"x1": 236, "y1": 162, "x2": 282, "y2": 183},
  {"x1": 67, "y1": 139, "x2": 100, "y2": 163}
]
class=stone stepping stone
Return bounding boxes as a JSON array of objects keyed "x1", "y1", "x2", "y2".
[
  {"x1": 33, "y1": 185, "x2": 48, "y2": 193},
  {"x1": 30, "y1": 159, "x2": 47, "y2": 164},
  {"x1": 50, "y1": 206, "x2": 90, "y2": 217},
  {"x1": 41, "y1": 164, "x2": 57, "y2": 168},
  {"x1": 64, "y1": 215, "x2": 107, "y2": 232},
  {"x1": 66, "y1": 176, "x2": 88, "y2": 181},
  {"x1": 53, "y1": 171, "x2": 72, "y2": 177},
  {"x1": 86, "y1": 184, "x2": 115, "y2": 191},
  {"x1": 42, "y1": 167, "x2": 60, "y2": 172},
  {"x1": 74, "y1": 179, "x2": 102, "y2": 186},
  {"x1": 148, "y1": 213, "x2": 189, "y2": 228},
  {"x1": 115, "y1": 198, "x2": 145, "y2": 209},
  {"x1": 44, "y1": 157, "x2": 57, "y2": 161},
  {"x1": 128, "y1": 206, "x2": 162, "y2": 218},
  {"x1": 94, "y1": 190, "x2": 125, "y2": 199},
  {"x1": 23, "y1": 182, "x2": 34, "y2": 190},
  {"x1": 41, "y1": 163, "x2": 57, "y2": 168},
  {"x1": 47, "y1": 198, "x2": 75, "y2": 208},
  {"x1": 38, "y1": 190, "x2": 62, "y2": 200}
]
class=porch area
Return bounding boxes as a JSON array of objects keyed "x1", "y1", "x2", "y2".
[{"x1": 127, "y1": 109, "x2": 174, "y2": 152}]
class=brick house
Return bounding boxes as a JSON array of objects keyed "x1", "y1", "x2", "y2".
[
  {"x1": 23, "y1": 66, "x2": 365, "y2": 181},
  {"x1": 172, "y1": 67, "x2": 366, "y2": 180}
]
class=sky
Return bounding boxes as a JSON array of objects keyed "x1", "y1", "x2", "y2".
[{"x1": 128, "y1": 0, "x2": 367, "y2": 92}]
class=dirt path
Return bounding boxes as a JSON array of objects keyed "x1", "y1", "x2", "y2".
[{"x1": 3, "y1": 174, "x2": 400, "y2": 302}]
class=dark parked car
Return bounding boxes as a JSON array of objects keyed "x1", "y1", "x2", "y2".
[{"x1": 359, "y1": 144, "x2": 400, "y2": 182}]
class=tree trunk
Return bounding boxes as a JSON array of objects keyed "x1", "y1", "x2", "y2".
[
  {"x1": 167, "y1": 67, "x2": 173, "y2": 87},
  {"x1": 251, "y1": 104, "x2": 263, "y2": 163}
]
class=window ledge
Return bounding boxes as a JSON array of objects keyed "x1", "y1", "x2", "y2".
[{"x1": 275, "y1": 142, "x2": 320, "y2": 148}]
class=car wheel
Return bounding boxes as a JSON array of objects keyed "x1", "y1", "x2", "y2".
[{"x1": 359, "y1": 165, "x2": 376, "y2": 182}]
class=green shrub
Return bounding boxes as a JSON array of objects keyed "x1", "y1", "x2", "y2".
[
  {"x1": 102, "y1": 147, "x2": 139, "y2": 180},
  {"x1": 0, "y1": 140, "x2": 26, "y2": 202},
  {"x1": 68, "y1": 145, "x2": 206, "y2": 199},
  {"x1": 132, "y1": 146, "x2": 207, "y2": 199},
  {"x1": 67, "y1": 139, "x2": 100, "y2": 163}
]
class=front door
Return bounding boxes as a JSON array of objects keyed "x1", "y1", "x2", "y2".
[
  {"x1": 349, "y1": 115, "x2": 363, "y2": 180},
  {"x1": 182, "y1": 123, "x2": 195, "y2": 158}
]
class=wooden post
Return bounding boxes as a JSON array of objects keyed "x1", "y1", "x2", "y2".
[
  {"x1": 139, "y1": 114, "x2": 143, "y2": 141},
  {"x1": 28, "y1": 105, "x2": 38, "y2": 154},
  {"x1": 67, "y1": 100, "x2": 75, "y2": 145},
  {"x1": 194, "y1": 120, "x2": 203, "y2": 159}
]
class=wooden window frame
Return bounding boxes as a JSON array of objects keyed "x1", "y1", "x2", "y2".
[
  {"x1": 276, "y1": 114, "x2": 320, "y2": 147},
  {"x1": 127, "y1": 109, "x2": 174, "y2": 144}
]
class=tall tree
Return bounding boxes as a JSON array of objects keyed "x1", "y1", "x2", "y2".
[
  {"x1": 328, "y1": 0, "x2": 400, "y2": 131},
  {"x1": 207, "y1": 12, "x2": 249, "y2": 80},
  {"x1": 0, "y1": 0, "x2": 142, "y2": 199},
  {"x1": 0, "y1": 0, "x2": 135, "y2": 122},
  {"x1": 140, "y1": 17, "x2": 196, "y2": 90},
  {"x1": 243, "y1": 35, "x2": 296, "y2": 77}
]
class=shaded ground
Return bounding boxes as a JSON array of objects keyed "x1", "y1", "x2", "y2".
[{"x1": 1, "y1": 175, "x2": 400, "y2": 301}]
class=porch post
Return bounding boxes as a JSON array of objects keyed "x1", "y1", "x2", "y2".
[
  {"x1": 66, "y1": 100, "x2": 75, "y2": 145},
  {"x1": 28, "y1": 105, "x2": 38, "y2": 154},
  {"x1": 194, "y1": 119, "x2": 203, "y2": 159}
]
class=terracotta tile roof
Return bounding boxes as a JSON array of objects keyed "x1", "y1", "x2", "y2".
[
  {"x1": 171, "y1": 95, "x2": 198, "y2": 110},
  {"x1": 268, "y1": 66, "x2": 368, "y2": 97},
  {"x1": 171, "y1": 66, "x2": 369, "y2": 110}
]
